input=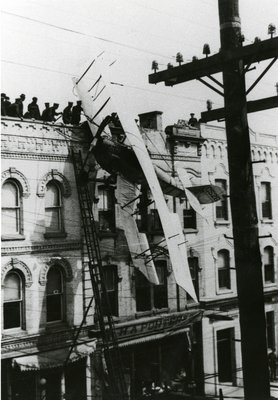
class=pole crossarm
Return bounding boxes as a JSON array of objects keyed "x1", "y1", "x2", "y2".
[
  {"x1": 149, "y1": 37, "x2": 278, "y2": 86},
  {"x1": 197, "y1": 77, "x2": 224, "y2": 96},
  {"x1": 201, "y1": 95, "x2": 278, "y2": 122}
]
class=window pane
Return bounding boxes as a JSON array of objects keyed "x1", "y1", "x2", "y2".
[
  {"x1": 45, "y1": 209, "x2": 60, "y2": 231},
  {"x1": 98, "y1": 188, "x2": 113, "y2": 210},
  {"x1": 215, "y1": 180, "x2": 228, "y2": 220},
  {"x1": 46, "y1": 295, "x2": 62, "y2": 322},
  {"x1": 1, "y1": 209, "x2": 19, "y2": 234},
  {"x1": 2, "y1": 182, "x2": 18, "y2": 207},
  {"x1": 261, "y1": 182, "x2": 272, "y2": 219},
  {"x1": 4, "y1": 273, "x2": 21, "y2": 301},
  {"x1": 264, "y1": 247, "x2": 273, "y2": 264},
  {"x1": 47, "y1": 268, "x2": 62, "y2": 294},
  {"x1": 4, "y1": 302, "x2": 21, "y2": 329},
  {"x1": 135, "y1": 270, "x2": 151, "y2": 311},
  {"x1": 45, "y1": 183, "x2": 60, "y2": 207}
]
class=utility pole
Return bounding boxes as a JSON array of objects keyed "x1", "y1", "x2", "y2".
[{"x1": 149, "y1": 1, "x2": 278, "y2": 399}]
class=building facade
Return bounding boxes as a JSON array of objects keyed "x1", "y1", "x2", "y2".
[
  {"x1": 2, "y1": 111, "x2": 277, "y2": 400},
  {"x1": 1, "y1": 117, "x2": 99, "y2": 400}
]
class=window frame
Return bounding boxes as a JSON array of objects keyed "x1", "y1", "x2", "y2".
[
  {"x1": 215, "y1": 179, "x2": 228, "y2": 222},
  {"x1": 97, "y1": 185, "x2": 116, "y2": 233},
  {"x1": 1, "y1": 179, "x2": 24, "y2": 240},
  {"x1": 217, "y1": 249, "x2": 231, "y2": 290},
  {"x1": 46, "y1": 266, "x2": 65, "y2": 324},
  {"x1": 183, "y1": 198, "x2": 197, "y2": 230},
  {"x1": 44, "y1": 180, "x2": 64, "y2": 236},
  {"x1": 263, "y1": 246, "x2": 275, "y2": 284},
  {"x1": 261, "y1": 182, "x2": 272, "y2": 220},
  {"x1": 101, "y1": 265, "x2": 119, "y2": 317},
  {"x1": 3, "y1": 271, "x2": 25, "y2": 331}
]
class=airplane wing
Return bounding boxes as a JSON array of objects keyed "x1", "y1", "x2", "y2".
[
  {"x1": 115, "y1": 177, "x2": 159, "y2": 285},
  {"x1": 96, "y1": 58, "x2": 197, "y2": 301}
]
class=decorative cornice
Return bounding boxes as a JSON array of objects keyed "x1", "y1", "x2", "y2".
[
  {"x1": 1, "y1": 167, "x2": 30, "y2": 197},
  {"x1": 1, "y1": 325, "x2": 94, "y2": 358},
  {"x1": 2, "y1": 259, "x2": 33, "y2": 287},
  {"x1": 39, "y1": 257, "x2": 73, "y2": 286},
  {"x1": 1, "y1": 241, "x2": 82, "y2": 256},
  {"x1": 150, "y1": 153, "x2": 200, "y2": 162},
  {"x1": 37, "y1": 169, "x2": 71, "y2": 198},
  {"x1": 1, "y1": 151, "x2": 71, "y2": 162}
]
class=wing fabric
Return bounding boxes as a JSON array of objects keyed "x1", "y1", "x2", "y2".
[
  {"x1": 115, "y1": 177, "x2": 159, "y2": 285},
  {"x1": 99, "y1": 61, "x2": 197, "y2": 302}
]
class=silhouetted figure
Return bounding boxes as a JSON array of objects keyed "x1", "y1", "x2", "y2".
[
  {"x1": 1, "y1": 93, "x2": 6, "y2": 116},
  {"x1": 4, "y1": 97, "x2": 11, "y2": 112},
  {"x1": 188, "y1": 113, "x2": 198, "y2": 126},
  {"x1": 27, "y1": 97, "x2": 41, "y2": 120},
  {"x1": 41, "y1": 103, "x2": 51, "y2": 122},
  {"x1": 23, "y1": 111, "x2": 32, "y2": 119},
  {"x1": 269, "y1": 348, "x2": 277, "y2": 381},
  {"x1": 18, "y1": 93, "x2": 26, "y2": 117},
  {"x1": 49, "y1": 103, "x2": 61, "y2": 122},
  {"x1": 62, "y1": 101, "x2": 73, "y2": 124},
  {"x1": 71, "y1": 100, "x2": 82, "y2": 125},
  {"x1": 7, "y1": 98, "x2": 22, "y2": 118}
]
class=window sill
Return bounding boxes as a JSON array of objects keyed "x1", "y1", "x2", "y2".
[
  {"x1": 261, "y1": 219, "x2": 273, "y2": 224},
  {"x1": 264, "y1": 282, "x2": 276, "y2": 288},
  {"x1": 2, "y1": 328, "x2": 26, "y2": 337},
  {"x1": 135, "y1": 310, "x2": 153, "y2": 318},
  {"x1": 44, "y1": 232, "x2": 67, "y2": 239},
  {"x1": 183, "y1": 228, "x2": 198, "y2": 234},
  {"x1": 214, "y1": 220, "x2": 230, "y2": 227},
  {"x1": 45, "y1": 321, "x2": 68, "y2": 331},
  {"x1": 216, "y1": 288, "x2": 233, "y2": 295},
  {"x1": 1, "y1": 234, "x2": 25, "y2": 241}
]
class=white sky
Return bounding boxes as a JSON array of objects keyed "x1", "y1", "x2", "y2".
[{"x1": 1, "y1": 0, "x2": 278, "y2": 134}]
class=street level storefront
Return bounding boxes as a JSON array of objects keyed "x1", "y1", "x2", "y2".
[
  {"x1": 1, "y1": 342, "x2": 96, "y2": 400},
  {"x1": 108, "y1": 310, "x2": 203, "y2": 399}
]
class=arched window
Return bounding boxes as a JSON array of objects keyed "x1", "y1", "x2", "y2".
[
  {"x1": 264, "y1": 246, "x2": 274, "y2": 284},
  {"x1": 217, "y1": 250, "x2": 231, "y2": 289},
  {"x1": 3, "y1": 271, "x2": 24, "y2": 329},
  {"x1": 46, "y1": 267, "x2": 64, "y2": 322},
  {"x1": 261, "y1": 182, "x2": 272, "y2": 220},
  {"x1": 1, "y1": 180, "x2": 22, "y2": 237},
  {"x1": 45, "y1": 181, "x2": 63, "y2": 233}
]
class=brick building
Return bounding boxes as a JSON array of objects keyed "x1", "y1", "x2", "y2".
[{"x1": 2, "y1": 111, "x2": 277, "y2": 400}]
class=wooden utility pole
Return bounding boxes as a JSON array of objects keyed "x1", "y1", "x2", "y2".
[
  {"x1": 149, "y1": 1, "x2": 278, "y2": 399},
  {"x1": 218, "y1": 2, "x2": 269, "y2": 399}
]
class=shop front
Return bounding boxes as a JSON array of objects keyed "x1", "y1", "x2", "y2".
[
  {"x1": 2, "y1": 342, "x2": 96, "y2": 400},
  {"x1": 114, "y1": 310, "x2": 203, "y2": 399}
]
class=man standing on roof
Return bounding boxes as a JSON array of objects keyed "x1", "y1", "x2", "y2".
[
  {"x1": 18, "y1": 94, "x2": 26, "y2": 117},
  {"x1": 41, "y1": 103, "x2": 51, "y2": 122},
  {"x1": 28, "y1": 97, "x2": 41, "y2": 120},
  {"x1": 49, "y1": 103, "x2": 62, "y2": 122},
  {"x1": 1, "y1": 93, "x2": 7, "y2": 116},
  {"x1": 62, "y1": 102, "x2": 73, "y2": 124},
  {"x1": 7, "y1": 98, "x2": 22, "y2": 118},
  {"x1": 71, "y1": 100, "x2": 82, "y2": 125}
]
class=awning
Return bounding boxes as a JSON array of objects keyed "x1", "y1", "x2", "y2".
[
  {"x1": 118, "y1": 327, "x2": 189, "y2": 348},
  {"x1": 12, "y1": 342, "x2": 96, "y2": 371}
]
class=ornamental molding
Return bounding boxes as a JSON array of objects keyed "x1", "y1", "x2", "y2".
[
  {"x1": 1, "y1": 241, "x2": 82, "y2": 256},
  {"x1": 39, "y1": 257, "x2": 73, "y2": 286},
  {"x1": 1, "y1": 259, "x2": 33, "y2": 287},
  {"x1": 1, "y1": 152, "x2": 70, "y2": 162},
  {"x1": 1, "y1": 168, "x2": 30, "y2": 198},
  {"x1": 37, "y1": 169, "x2": 71, "y2": 198}
]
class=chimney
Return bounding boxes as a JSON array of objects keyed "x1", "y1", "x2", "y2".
[{"x1": 138, "y1": 111, "x2": 163, "y2": 131}]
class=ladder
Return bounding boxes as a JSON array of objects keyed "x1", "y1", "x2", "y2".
[{"x1": 72, "y1": 150, "x2": 128, "y2": 400}]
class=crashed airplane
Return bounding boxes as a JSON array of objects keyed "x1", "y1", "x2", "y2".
[{"x1": 73, "y1": 55, "x2": 224, "y2": 301}]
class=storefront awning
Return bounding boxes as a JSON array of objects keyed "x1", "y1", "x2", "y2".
[
  {"x1": 118, "y1": 327, "x2": 189, "y2": 348},
  {"x1": 12, "y1": 342, "x2": 96, "y2": 371}
]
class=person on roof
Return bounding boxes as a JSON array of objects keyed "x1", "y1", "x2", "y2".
[
  {"x1": 41, "y1": 103, "x2": 51, "y2": 122},
  {"x1": 18, "y1": 93, "x2": 26, "y2": 117},
  {"x1": 71, "y1": 100, "x2": 82, "y2": 125},
  {"x1": 1, "y1": 93, "x2": 7, "y2": 116},
  {"x1": 62, "y1": 101, "x2": 73, "y2": 124},
  {"x1": 49, "y1": 103, "x2": 62, "y2": 122},
  {"x1": 7, "y1": 98, "x2": 22, "y2": 118},
  {"x1": 27, "y1": 97, "x2": 41, "y2": 120}
]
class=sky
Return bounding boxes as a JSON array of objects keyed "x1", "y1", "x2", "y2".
[{"x1": 1, "y1": 0, "x2": 278, "y2": 135}]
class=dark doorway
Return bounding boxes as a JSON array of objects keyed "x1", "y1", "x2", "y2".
[{"x1": 217, "y1": 328, "x2": 234, "y2": 382}]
